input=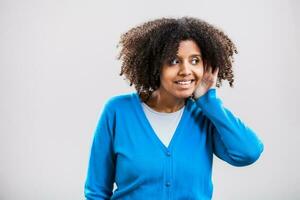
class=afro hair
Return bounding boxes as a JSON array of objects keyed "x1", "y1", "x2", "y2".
[{"x1": 117, "y1": 16, "x2": 237, "y2": 102}]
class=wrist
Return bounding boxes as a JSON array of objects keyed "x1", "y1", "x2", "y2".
[
  {"x1": 193, "y1": 91, "x2": 204, "y2": 100},
  {"x1": 193, "y1": 87, "x2": 216, "y2": 100}
]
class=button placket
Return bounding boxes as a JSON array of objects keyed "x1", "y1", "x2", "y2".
[
  {"x1": 165, "y1": 181, "x2": 171, "y2": 187},
  {"x1": 166, "y1": 150, "x2": 171, "y2": 157},
  {"x1": 165, "y1": 149, "x2": 172, "y2": 189}
]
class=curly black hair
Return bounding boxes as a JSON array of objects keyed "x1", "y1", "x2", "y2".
[{"x1": 117, "y1": 16, "x2": 237, "y2": 102}]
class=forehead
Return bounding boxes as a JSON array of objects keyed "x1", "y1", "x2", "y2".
[{"x1": 176, "y1": 40, "x2": 202, "y2": 56}]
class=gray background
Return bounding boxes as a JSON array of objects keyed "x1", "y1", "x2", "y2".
[{"x1": 1, "y1": 0, "x2": 299, "y2": 199}]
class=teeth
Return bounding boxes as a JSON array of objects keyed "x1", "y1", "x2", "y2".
[{"x1": 177, "y1": 80, "x2": 192, "y2": 85}]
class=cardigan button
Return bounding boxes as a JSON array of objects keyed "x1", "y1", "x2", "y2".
[
  {"x1": 166, "y1": 151, "x2": 171, "y2": 157},
  {"x1": 165, "y1": 182, "x2": 171, "y2": 187}
]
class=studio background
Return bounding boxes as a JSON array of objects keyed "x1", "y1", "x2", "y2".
[{"x1": 1, "y1": 0, "x2": 299, "y2": 199}]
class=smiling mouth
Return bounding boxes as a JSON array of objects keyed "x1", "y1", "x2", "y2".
[{"x1": 174, "y1": 80, "x2": 195, "y2": 85}]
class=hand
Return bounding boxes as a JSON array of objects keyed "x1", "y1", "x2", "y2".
[{"x1": 193, "y1": 67, "x2": 219, "y2": 100}]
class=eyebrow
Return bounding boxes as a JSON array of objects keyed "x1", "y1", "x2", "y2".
[{"x1": 176, "y1": 54, "x2": 202, "y2": 58}]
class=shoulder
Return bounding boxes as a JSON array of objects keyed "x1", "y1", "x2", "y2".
[{"x1": 103, "y1": 92, "x2": 137, "y2": 111}]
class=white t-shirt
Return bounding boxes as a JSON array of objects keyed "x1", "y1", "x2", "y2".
[{"x1": 141, "y1": 102, "x2": 185, "y2": 148}]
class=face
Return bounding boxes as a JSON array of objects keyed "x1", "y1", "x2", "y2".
[{"x1": 158, "y1": 40, "x2": 204, "y2": 100}]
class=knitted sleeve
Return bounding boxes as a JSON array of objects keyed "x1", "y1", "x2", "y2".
[
  {"x1": 195, "y1": 89, "x2": 264, "y2": 167},
  {"x1": 84, "y1": 100, "x2": 115, "y2": 199}
]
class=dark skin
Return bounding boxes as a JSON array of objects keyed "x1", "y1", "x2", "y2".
[
  {"x1": 118, "y1": 17, "x2": 237, "y2": 103},
  {"x1": 145, "y1": 67, "x2": 218, "y2": 113},
  {"x1": 145, "y1": 40, "x2": 219, "y2": 113},
  {"x1": 193, "y1": 66, "x2": 219, "y2": 99}
]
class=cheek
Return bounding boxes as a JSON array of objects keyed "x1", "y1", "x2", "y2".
[
  {"x1": 159, "y1": 74, "x2": 174, "y2": 89},
  {"x1": 160, "y1": 68, "x2": 177, "y2": 83},
  {"x1": 195, "y1": 68, "x2": 204, "y2": 82}
]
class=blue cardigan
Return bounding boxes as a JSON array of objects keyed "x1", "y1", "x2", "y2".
[{"x1": 84, "y1": 89, "x2": 264, "y2": 200}]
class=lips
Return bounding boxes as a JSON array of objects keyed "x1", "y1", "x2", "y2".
[{"x1": 174, "y1": 79, "x2": 195, "y2": 85}]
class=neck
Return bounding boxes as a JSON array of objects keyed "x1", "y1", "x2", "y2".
[{"x1": 145, "y1": 89, "x2": 186, "y2": 113}]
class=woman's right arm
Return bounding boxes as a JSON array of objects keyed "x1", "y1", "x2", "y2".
[{"x1": 84, "y1": 103, "x2": 115, "y2": 200}]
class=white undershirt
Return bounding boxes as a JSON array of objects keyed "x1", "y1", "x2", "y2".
[{"x1": 141, "y1": 102, "x2": 185, "y2": 148}]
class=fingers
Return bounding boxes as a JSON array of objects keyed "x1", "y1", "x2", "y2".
[
  {"x1": 213, "y1": 67, "x2": 219, "y2": 76},
  {"x1": 199, "y1": 66, "x2": 219, "y2": 91},
  {"x1": 204, "y1": 66, "x2": 218, "y2": 76},
  {"x1": 207, "y1": 66, "x2": 212, "y2": 73}
]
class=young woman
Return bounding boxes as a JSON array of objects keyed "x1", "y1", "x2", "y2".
[{"x1": 84, "y1": 16, "x2": 264, "y2": 200}]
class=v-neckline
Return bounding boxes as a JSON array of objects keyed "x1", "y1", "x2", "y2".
[{"x1": 132, "y1": 92, "x2": 191, "y2": 153}]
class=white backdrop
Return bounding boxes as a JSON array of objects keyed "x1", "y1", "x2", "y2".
[{"x1": 1, "y1": 0, "x2": 299, "y2": 199}]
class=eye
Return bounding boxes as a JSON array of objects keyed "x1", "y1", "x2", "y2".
[
  {"x1": 191, "y1": 58, "x2": 200, "y2": 65},
  {"x1": 169, "y1": 58, "x2": 179, "y2": 65}
]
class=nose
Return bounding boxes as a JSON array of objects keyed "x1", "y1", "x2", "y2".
[{"x1": 178, "y1": 61, "x2": 192, "y2": 76}]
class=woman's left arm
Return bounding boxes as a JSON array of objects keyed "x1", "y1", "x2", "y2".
[
  {"x1": 193, "y1": 67, "x2": 264, "y2": 166},
  {"x1": 195, "y1": 88, "x2": 264, "y2": 166}
]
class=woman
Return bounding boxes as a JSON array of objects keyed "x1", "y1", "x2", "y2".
[{"x1": 84, "y1": 17, "x2": 264, "y2": 200}]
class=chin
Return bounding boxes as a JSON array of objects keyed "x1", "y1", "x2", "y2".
[{"x1": 174, "y1": 90, "x2": 194, "y2": 99}]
